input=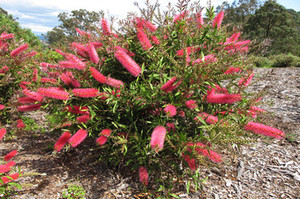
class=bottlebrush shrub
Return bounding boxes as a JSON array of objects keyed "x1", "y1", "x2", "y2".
[
  {"x1": 23, "y1": 1, "x2": 285, "y2": 193},
  {"x1": 0, "y1": 31, "x2": 41, "y2": 125},
  {"x1": 0, "y1": 128, "x2": 22, "y2": 195}
]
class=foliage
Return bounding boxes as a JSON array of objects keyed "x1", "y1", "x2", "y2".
[
  {"x1": 251, "y1": 56, "x2": 274, "y2": 67},
  {"x1": 217, "y1": 0, "x2": 262, "y2": 31},
  {"x1": 252, "y1": 54, "x2": 300, "y2": 67},
  {"x1": 62, "y1": 183, "x2": 86, "y2": 199},
  {"x1": 45, "y1": 9, "x2": 104, "y2": 45},
  {"x1": 243, "y1": 0, "x2": 299, "y2": 56},
  {"x1": 1, "y1": 0, "x2": 288, "y2": 196},
  {"x1": 0, "y1": 9, "x2": 42, "y2": 47},
  {"x1": 270, "y1": 54, "x2": 300, "y2": 67}
]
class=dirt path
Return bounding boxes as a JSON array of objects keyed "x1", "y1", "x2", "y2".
[{"x1": 1, "y1": 67, "x2": 299, "y2": 198}]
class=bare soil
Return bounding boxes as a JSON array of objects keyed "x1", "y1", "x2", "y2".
[{"x1": 1, "y1": 67, "x2": 299, "y2": 198}]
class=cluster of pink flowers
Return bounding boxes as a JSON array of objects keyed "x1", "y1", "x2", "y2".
[
  {"x1": 0, "y1": 128, "x2": 20, "y2": 185},
  {"x1": 160, "y1": 77, "x2": 182, "y2": 93},
  {"x1": 205, "y1": 86, "x2": 241, "y2": 104}
]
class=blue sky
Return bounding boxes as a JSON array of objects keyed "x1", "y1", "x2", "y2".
[{"x1": 1, "y1": 0, "x2": 299, "y2": 35}]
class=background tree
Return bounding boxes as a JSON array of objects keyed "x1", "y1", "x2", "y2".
[
  {"x1": 216, "y1": 0, "x2": 262, "y2": 31},
  {"x1": 45, "y1": 9, "x2": 104, "y2": 45},
  {"x1": 243, "y1": 0, "x2": 299, "y2": 55}
]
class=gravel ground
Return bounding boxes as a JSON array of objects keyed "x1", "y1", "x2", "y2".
[{"x1": 0, "y1": 67, "x2": 299, "y2": 198}]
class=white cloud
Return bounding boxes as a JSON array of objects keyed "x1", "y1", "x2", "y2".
[
  {"x1": 21, "y1": 24, "x2": 53, "y2": 33},
  {"x1": 5, "y1": 9, "x2": 36, "y2": 19}
]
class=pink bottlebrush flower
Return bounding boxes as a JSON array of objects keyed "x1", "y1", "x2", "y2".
[
  {"x1": 114, "y1": 46, "x2": 135, "y2": 57},
  {"x1": 68, "y1": 129, "x2": 88, "y2": 147},
  {"x1": 87, "y1": 42, "x2": 99, "y2": 64},
  {"x1": 4, "y1": 150, "x2": 18, "y2": 162},
  {"x1": 144, "y1": 20, "x2": 157, "y2": 32},
  {"x1": 41, "y1": 78, "x2": 57, "y2": 84},
  {"x1": 207, "y1": 85, "x2": 229, "y2": 94},
  {"x1": 96, "y1": 129, "x2": 112, "y2": 145},
  {"x1": 206, "y1": 93, "x2": 241, "y2": 104},
  {"x1": 115, "y1": 49, "x2": 141, "y2": 77},
  {"x1": 101, "y1": 19, "x2": 112, "y2": 36},
  {"x1": 58, "y1": 61, "x2": 80, "y2": 70},
  {"x1": 244, "y1": 122, "x2": 285, "y2": 139},
  {"x1": 229, "y1": 32, "x2": 241, "y2": 42},
  {"x1": 91, "y1": 42, "x2": 103, "y2": 48},
  {"x1": 174, "y1": 11, "x2": 188, "y2": 22},
  {"x1": 161, "y1": 77, "x2": 181, "y2": 93},
  {"x1": 55, "y1": 48, "x2": 65, "y2": 56},
  {"x1": 25, "y1": 50, "x2": 37, "y2": 58},
  {"x1": 17, "y1": 103, "x2": 42, "y2": 112},
  {"x1": 32, "y1": 68, "x2": 38, "y2": 82},
  {"x1": 0, "y1": 65, "x2": 9, "y2": 74},
  {"x1": 224, "y1": 40, "x2": 251, "y2": 51},
  {"x1": 0, "y1": 162, "x2": 16, "y2": 174},
  {"x1": 23, "y1": 89, "x2": 44, "y2": 102},
  {"x1": 187, "y1": 142, "x2": 222, "y2": 163},
  {"x1": 194, "y1": 112, "x2": 219, "y2": 125},
  {"x1": 177, "y1": 47, "x2": 193, "y2": 56},
  {"x1": 139, "y1": 167, "x2": 149, "y2": 186},
  {"x1": 0, "y1": 128, "x2": 7, "y2": 141},
  {"x1": 76, "y1": 114, "x2": 90, "y2": 124},
  {"x1": 166, "y1": 123, "x2": 175, "y2": 132},
  {"x1": 72, "y1": 42, "x2": 88, "y2": 57},
  {"x1": 249, "y1": 106, "x2": 266, "y2": 114},
  {"x1": 19, "y1": 84, "x2": 27, "y2": 90},
  {"x1": 38, "y1": 88, "x2": 70, "y2": 100},
  {"x1": 137, "y1": 29, "x2": 152, "y2": 50},
  {"x1": 40, "y1": 62, "x2": 59, "y2": 68},
  {"x1": 17, "y1": 119, "x2": 25, "y2": 129},
  {"x1": 233, "y1": 40, "x2": 251, "y2": 47},
  {"x1": 10, "y1": 43, "x2": 28, "y2": 57},
  {"x1": 212, "y1": 11, "x2": 224, "y2": 29},
  {"x1": 196, "y1": 13, "x2": 204, "y2": 28},
  {"x1": 0, "y1": 105, "x2": 5, "y2": 110},
  {"x1": 65, "y1": 53, "x2": 86, "y2": 70},
  {"x1": 182, "y1": 153, "x2": 197, "y2": 170},
  {"x1": 178, "y1": 110, "x2": 185, "y2": 117},
  {"x1": 135, "y1": 17, "x2": 144, "y2": 29},
  {"x1": 65, "y1": 106, "x2": 89, "y2": 114},
  {"x1": 256, "y1": 97, "x2": 262, "y2": 102},
  {"x1": 66, "y1": 71, "x2": 81, "y2": 88},
  {"x1": 76, "y1": 28, "x2": 84, "y2": 35},
  {"x1": 163, "y1": 105, "x2": 177, "y2": 117},
  {"x1": 90, "y1": 67, "x2": 106, "y2": 83},
  {"x1": 72, "y1": 88, "x2": 99, "y2": 98},
  {"x1": 20, "y1": 81, "x2": 31, "y2": 85},
  {"x1": 192, "y1": 54, "x2": 217, "y2": 66},
  {"x1": 60, "y1": 72, "x2": 72, "y2": 87},
  {"x1": 224, "y1": 67, "x2": 242, "y2": 74},
  {"x1": 105, "y1": 77, "x2": 124, "y2": 88},
  {"x1": 0, "y1": 173, "x2": 19, "y2": 185},
  {"x1": 75, "y1": 28, "x2": 90, "y2": 37},
  {"x1": 150, "y1": 126, "x2": 166, "y2": 151},
  {"x1": 151, "y1": 35, "x2": 160, "y2": 45},
  {"x1": 185, "y1": 100, "x2": 197, "y2": 109},
  {"x1": 54, "y1": 131, "x2": 72, "y2": 152},
  {"x1": 0, "y1": 33, "x2": 14, "y2": 40},
  {"x1": 239, "y1": 73, "x2": 254, "y2": 87}
]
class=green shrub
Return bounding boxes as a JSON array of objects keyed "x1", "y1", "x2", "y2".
[
  {"x1": 252, "y1": 56, "x2": 273, "y2": 67},
  {"x1": 271, "y1": 54, "x2": 300, "y2": 67}
]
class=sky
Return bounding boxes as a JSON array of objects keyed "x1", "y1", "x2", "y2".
[{"x1": 1, "y1": 0, "x2": 299, "y2": 35}]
